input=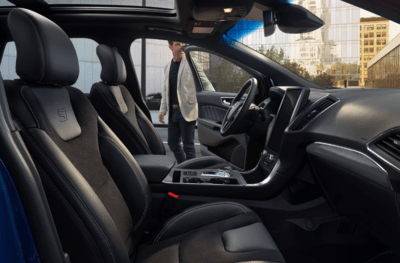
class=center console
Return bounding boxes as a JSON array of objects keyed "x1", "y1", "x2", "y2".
[
  {"x1": 164, "y1": 167, "x2": 247, "y2": 185},
  {"x1": 159, "y1": 87, "x2": 310, "y2": 200}
]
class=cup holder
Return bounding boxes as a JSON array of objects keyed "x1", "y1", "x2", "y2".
[
  {"x1": 182, "y1": 177, "x2": 238, "y2": 185},
  {"x1": 183, "y1": 177, "x2": 202, "y2": 183},
  {"x1": 210, "y1": 178, "x2": 238, "y2": 185}
]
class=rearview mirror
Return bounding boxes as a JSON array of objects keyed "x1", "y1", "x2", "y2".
[
  {"x1": 263, "y1": 10, "x2": 276, "y2": 37},
  {"x1": 263, "y1": 4, "x2": 324, "y2": 36}
]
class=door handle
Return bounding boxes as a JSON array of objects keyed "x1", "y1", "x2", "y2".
[{"x1": 223, "y1": 100, "x2": 231, "y2": 106}]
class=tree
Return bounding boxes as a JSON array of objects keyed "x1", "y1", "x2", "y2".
[
  {"x1": 282, "y1": 61, "x2": 313, "y2": 81},
  {"x1": 257, "y1": 45, "x2": 285, "y2": 64},
  {"x1": 255, "y1": 44, "x2": 338, "y2": 87},
  {"x1": 216, "y1": 58, "x2": 250, "y2": 93},
  {"x1": 312, "y1": 72, "x2": 336, "y2": 86}
]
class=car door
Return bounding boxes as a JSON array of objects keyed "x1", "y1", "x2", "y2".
[{"x1": 183, "y1": 46, "x2": 267, "y2": 170}]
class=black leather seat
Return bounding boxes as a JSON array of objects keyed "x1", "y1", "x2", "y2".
[
  {"x1": 5, "y1": 8, "x2": 285, "y2": 263},
  {"x1": 89, "y1": 44, "x2": 239, "y2": 170}
]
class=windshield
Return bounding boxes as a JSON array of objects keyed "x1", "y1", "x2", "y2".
[{"x1": 232, "y1": 0, "x2": 400, "y2": 88}]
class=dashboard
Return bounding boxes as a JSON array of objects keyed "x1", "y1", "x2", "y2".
[{"x1": 266, "y1": 86, "x2": 400, "y2": 254}]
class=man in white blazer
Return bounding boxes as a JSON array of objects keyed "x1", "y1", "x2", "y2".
[{"x1": 158, "y1": 41, "x2": 213, "y2": 163}]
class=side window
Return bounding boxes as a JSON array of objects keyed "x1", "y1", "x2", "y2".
[
  {"x1": 130, "y1": 39, "x2": 172, "y2": 124},
  {"x1": 0, "y1": 38, "x2": 100, "y2": 93},
  {"x1": 189, "y1": 51, "x2": 250, "y2": 93},
  {"x1": 71, "y1": 38, "x2": 101, "y2": 93},
  {"x1": 1, "y1": 42, "x2": 18, "y2": 81}
]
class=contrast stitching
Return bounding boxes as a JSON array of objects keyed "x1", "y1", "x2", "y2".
[
  {"x1": 21, "y1": 86, "x2": 40, "y2": 129},
  {"x1": 16, "y1": 9, "x2": 46, "y2": 82},
  {"x1": 20, "y1": 127, "x2": 116, "y2": 263},
  {"x1": 153, "y1": 202, "x2": 250, "y2": 244},
  {"x1": 364, "y1": 251, "x2": 393, "y2": 263},
  {"x1": 98, "y1": 133, "x2": 149, "y2": 231}
]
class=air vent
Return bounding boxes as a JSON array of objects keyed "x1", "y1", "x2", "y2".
[
  {"x1": 292, "y1": 97, "x2": 336, "y2": 131},
  {"x1": 376, "y1": 134, "x2": 400, "y2": 161}
]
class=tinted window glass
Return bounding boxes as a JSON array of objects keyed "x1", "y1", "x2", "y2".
[{"x1": 189, "y1": 51, "x2": 250, "y2": 93}]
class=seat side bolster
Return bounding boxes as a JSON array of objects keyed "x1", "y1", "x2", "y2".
[
  {"x1": 151, "y1": 201, "x2": 253, "y2": 244},
  {"x1": 90, "y1": 83, "x2": 152, "y2": 155},
  {"x1": 135, "y1": 104, "x2": 166, "y2": 155},
  {"x1": 25, "y1": 128, "x2": 129, "y2": 263},
  {"x1": 97, "y1": 117, "x2": 152, "y2": 236}
]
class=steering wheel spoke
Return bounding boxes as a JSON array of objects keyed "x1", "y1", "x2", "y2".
[{"x1": 220, "y1": 77, "x2": 258, "y2": 136}]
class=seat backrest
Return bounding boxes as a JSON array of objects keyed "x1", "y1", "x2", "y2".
[
  {"x1": 6, "y1": 8, "x2": 151, "y2": 263},
  {"x1": 90, "y1": 44, "x2": 165, "y2": 156}
]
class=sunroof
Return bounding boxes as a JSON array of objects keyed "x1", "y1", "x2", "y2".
[
  {"x1": 45, "y1": 0, "x2": 174, "y2": 9},
  {"x1": 0, "y1": 0, "x2": 14, "y2": 6}
]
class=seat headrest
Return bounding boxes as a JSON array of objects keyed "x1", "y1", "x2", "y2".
[
  {"x1": 8, "y1": 8, "x2": 79, "y2": 86},
  {"x1": 97, "y1": 44, "x2": 127, "y2": 85}
]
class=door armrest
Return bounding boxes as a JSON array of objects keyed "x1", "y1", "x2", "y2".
[{"x1": 197, "y1": 118, "x2": 222, "y2": 131}]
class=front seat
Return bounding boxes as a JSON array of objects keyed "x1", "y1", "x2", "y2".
[
  {"x1": 90, "y1": 44, "x2": 240, "y2": 170},
  {"x1": 5, "y1": 8, "x2": 285, "y2": 263}
]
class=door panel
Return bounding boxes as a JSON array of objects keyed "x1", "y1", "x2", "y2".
[{"x1": 184, "y1": 46, "x2": 252, "y2": 169}]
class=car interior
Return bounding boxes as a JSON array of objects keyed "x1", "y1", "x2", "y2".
[{"x1": 0, "y1": 0, "x2": 400, "y2": 262}]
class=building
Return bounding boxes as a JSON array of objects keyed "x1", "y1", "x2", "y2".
[
  {"x1": 360, "y1": 17, "x2": 389, "y2": 86},
  {"x1": 241, "y1": 0, "x2": 361, "y2": 83},
  {"x1": 366, "y1": 32, "x2": 400, "y2": 89}
]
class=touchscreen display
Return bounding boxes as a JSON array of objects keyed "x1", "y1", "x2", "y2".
[{"x1": 266, "y1": 89, "x2": 303, "y2": 153}]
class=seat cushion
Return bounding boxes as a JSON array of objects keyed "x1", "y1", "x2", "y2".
[{"x1": 135, "y1": 202, "x2": 285, "y2": 263}]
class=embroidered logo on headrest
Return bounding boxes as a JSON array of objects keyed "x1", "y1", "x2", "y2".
[{"x1": 58, "y1": 109, "x2": 69, "y2": 122}]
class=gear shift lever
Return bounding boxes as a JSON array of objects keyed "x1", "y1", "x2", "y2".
[{"x1": 201, "y1": 168, "x2": 231, "y2": 177}]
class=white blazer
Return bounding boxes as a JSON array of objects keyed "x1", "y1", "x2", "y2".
[
  {"x1": 159, "y1": 55, "x2": 197, "y2": 122},
  {"x1": 160, "y1": 54, "x2": 215, "y2": 122}
]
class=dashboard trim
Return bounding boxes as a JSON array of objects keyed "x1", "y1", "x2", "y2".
[
  {"x1": 312, "y1": 142, "x2": 392, "y2": 190},
  {"x1": 289, "y1": 93, "x2": 340, "y2": 131},
  {"x1": 246, "y1": 160, "x2": 281, "y2": 186},
  {"x1": 367, "y1": 127, "x2": 400, "y2": 173}
]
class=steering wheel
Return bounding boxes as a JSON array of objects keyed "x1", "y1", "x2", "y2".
[{"x1": 220, "y1": 77, "x2": 258, "y2": 136}]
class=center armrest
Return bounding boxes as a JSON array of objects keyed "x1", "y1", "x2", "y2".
[{"x1": 133, "y1": 155, "x2": 176, "y2": 183}]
